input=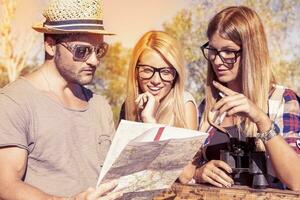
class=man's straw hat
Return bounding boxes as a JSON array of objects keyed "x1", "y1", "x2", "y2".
[{"x1": 32, "y1": 0, "x2": 114, "y2": 35}]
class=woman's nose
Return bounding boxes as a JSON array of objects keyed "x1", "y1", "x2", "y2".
[
  {"x1": 150, "y1": 71, "x2": 162, "y2": 84},
  {"x1": 212, "y1": 54, "x2": 224, "y2": 65}
]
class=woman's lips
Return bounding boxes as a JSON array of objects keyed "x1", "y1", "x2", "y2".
[
  {"x1": 215, "y1": 67, "x2": 229, "y2": 75},
  {"x1": 147, "y1": 86, "x2": 162, "y2": 95}
]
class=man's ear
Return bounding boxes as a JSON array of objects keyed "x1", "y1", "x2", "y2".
[{"x1": 44, "y1": 36, "x2": 57, "y2": 58}]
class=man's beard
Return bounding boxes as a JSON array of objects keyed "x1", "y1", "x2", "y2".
[{"x1": 54, "y1": 52, "x2": 94, "y2": 85}]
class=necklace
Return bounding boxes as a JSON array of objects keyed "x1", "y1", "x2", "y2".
[
  {"x1": 41, "y1": 68, "x2": 51, "y2": 92},
  {"x1": 41, "y1": 68, "x2": 88, "y2": 106},
  {"x1": 41, "y1": 68, "x2": 65, "y2": 105}
]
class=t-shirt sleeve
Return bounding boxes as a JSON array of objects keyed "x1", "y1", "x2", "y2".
[
  {"x1": 274, "y1": 89, "x2": 300, "y2": 154},
  {"x1": 0, "y1": 93, "x2": 30, "y2": 151},
  {"x1": 183, "y1": 91, "x2": 197, "y2": 108}
]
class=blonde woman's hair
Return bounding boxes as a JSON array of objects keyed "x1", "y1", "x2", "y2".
[
  {"x1": 125, "y1": 31, "x2": 188, "y2": 128},
  {"x1": 200, "y1": 6, "x2": 276, "y2": 139}
]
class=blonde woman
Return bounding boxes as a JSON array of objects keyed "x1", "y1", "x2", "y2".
[
  {"x1": 181, "y1": 6, "x2": 300, "y2": 190},
  {"x1": 120, "y1": 31, "x2": 198, "y2": 130}
]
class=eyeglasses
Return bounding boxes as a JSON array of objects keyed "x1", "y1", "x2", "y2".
[
  {"x1": 136, "y1": 65, "x2": 177, "y2": 82},
  {"x1": 59, "y1": 42, "x2": 109, "y2": 62},
  {"x1": 201, "y1": 42, "x2": 242, "y2": 64}
]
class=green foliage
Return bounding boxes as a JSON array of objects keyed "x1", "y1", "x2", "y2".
[
  {"x1": 93, "y1": 42, "x2": 131, "y2": 124},
  {"x1": 163, "y1": 9, "x2": 207, "y2": 103},
  {"x1": 162, "y1": 0, "x2": 300, "y2": 104},
  {"x1": 2, "y1": 0, "x2": 299, "y2": 125},
  {"x1": 93, "y1": 0, "x2": 300, "y2": 124},
  {"x1": 0, "y1": 0, "x2": 40, "y2": 86},
  {"x1": 273, "y1": 58, "x2": 300, "y2": 93}
]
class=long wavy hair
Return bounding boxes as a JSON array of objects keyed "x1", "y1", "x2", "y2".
[
  {"x1": 200, "y1": 6, "x2": 276, "y2": 138},
  {"x1": 125, "y1": 31, "x2": 188, "y2": 128}
]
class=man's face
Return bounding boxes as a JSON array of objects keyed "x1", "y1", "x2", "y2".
[{"x1": 54, "y1": 33, "x2": 106, "y2": 85}]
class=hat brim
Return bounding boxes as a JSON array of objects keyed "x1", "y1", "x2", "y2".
[{"x1": 32, "y1": 23, "x2": 115, "y2": 35}]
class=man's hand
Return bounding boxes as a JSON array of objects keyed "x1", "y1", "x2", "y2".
[{"x1": 72, "y1": 180, "x2": 123, "y2": 200}]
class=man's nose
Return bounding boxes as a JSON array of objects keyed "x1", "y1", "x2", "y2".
[{"x1": 86, "y1": 51, "x2": 100, "y2": 66}]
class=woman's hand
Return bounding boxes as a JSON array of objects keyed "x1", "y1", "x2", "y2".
[
  {"x1": 178, "y1": 161, "x2": 196, "y2": 184},
  {"x1": 212, "y1": 81, "x2": 271, "y2": 131},
  {"x1": 135, "y1": 92, "x2": 159, "y2": 123},
  {"x1": 194, "y1": 160, "x2": 234, "y2": 188}
]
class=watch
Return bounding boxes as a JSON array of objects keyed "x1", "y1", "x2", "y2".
[{"x1": 256, "y1": 122, "x2": 280, "y2": 142}]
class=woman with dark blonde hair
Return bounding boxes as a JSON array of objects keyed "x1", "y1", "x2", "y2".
[
  {"x1": 180, "y1": 6, "x2": 300, "y2": 190},
  {"x1": 120, "y1": 31, "x2": 198, "y2": 130}
]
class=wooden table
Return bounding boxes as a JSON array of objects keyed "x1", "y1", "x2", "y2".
[{"x1": 153, "y1": 183, "x2": 300, "y2": 200}]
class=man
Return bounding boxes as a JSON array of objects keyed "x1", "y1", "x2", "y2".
[{"x1": 0, "y1": 0, "x2": 121, "y2": 199}]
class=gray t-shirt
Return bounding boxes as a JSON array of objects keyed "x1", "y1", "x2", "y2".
[{"x1": 0, "y1": 78, "x2": 115, "y2": 196}]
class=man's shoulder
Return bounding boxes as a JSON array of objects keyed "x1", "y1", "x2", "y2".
[
  {"x1": 92, "y1": 93, "x2": 110, "y2": 104},
  {"x1": 0, "y1": 78, "x2": 35, "y2": 103},
  {"x1": 84, "y1": 87, "x2": 111, "y2": 109}
]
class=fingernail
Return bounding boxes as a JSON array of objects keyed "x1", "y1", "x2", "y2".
[
  {"x1": 213, "y1": 80, "x2": 217, "y2": 84},
  {"x1": 219, "y1": 92, "x2": 225, "y2": 98}
]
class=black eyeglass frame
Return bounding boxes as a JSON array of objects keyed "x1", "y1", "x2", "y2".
[
  {"x1": 136, "y1": 64, "x2": 177, "y2": 82},
  {"x1": 200, "y1": 42, "x2": 242, "y2": 64},
  {"x1": 59, "y1": 42, "x2": 109, "y2": 62}
]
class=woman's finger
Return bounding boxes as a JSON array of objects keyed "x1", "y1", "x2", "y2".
[
  {"x1": 202, "y1": 173, "x2": 224, "y2": 188},
  {"x1": 208, "y1": 169, "x2": 232, "y2": 188},
  {"x1": 226, "y1": 104, "x2": 248, "y2": 116},
  {"x1": 135, "y1": 94, "x2": 148, "y2": 109},
  {"x1": 142, "y1": 93, "x2": 148, "y2": 103},
  {"x1": 135, "y1": 94, "x2": 143, "y2": 105},
  {"x1": 144, "y1": 92, "x2": 155, "y2": 102},
  {"x1": 218, "y1": 99, "x2": 246, "y2": 115},
  {"x1": 214, "y1": 94, "x2": 245, "y2": 112},
  {"x1": 212, "y1": 81, "x2": 237, "y2": 96},
  {"x1": 212, "y1": 167, "x2": 234, "y2": 185},
  {"x1": 213, "y1": 160, "x2": 232, "y2": 174}
]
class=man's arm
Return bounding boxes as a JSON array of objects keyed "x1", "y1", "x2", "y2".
[
  {"x1": 0, "y1": 147, "x2": 123, "y2": 200},
  {"x1": 0, "y1": 147, "x2": 57, "y2": 200}
]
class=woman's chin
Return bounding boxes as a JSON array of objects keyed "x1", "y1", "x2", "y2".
[{"x1": 216, "y1": 76, "x2": 234, "y2": 83}]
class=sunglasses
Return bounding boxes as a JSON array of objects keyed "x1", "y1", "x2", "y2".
[{"x1": 59, "y1": 42, "x2": 109, "y2": 62}]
